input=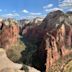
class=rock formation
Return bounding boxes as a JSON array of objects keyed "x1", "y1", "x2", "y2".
[
  {"x1": 0, "y1": 18, "x2": 19, "y2": 49},
  {"x1": 20, "y1": 17, "x2": 44, "y2": 44},
  {"x1": 2, "y1": 10, "x2": 72, "y2": 72},
  {"x1": 31, "y1": 10, "x2": 72, "y2": 72},
  {"x1": 0, "y1": 48, "x2": 23, "y2": 70},
  {"x1": 0, "y1": 48, "x2": 41, "y2": 72},
  {"x1": 0, "y1": 68, "x2": 25, "y2": 72}
]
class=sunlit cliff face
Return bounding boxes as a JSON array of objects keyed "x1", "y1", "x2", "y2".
[{"x1": 0, "y1": 18, "x2": 19, "y2": 49}]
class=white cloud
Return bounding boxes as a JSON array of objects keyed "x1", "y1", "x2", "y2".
[
  {"x1": 43, "y1": 4, "x2": 53, "y2": 9},
  {"x1": 45, "y1": 7, "x2": 63, "y2": 12},
  {"x1": 6, "y1": 14, "x2": 13, "y2": 17},
  {"x1": 22, "y1": 9, "x2": 42, "y2": 16},
  {"x1": 59, "y1": 0, "x2": 72, "y2": 8},
  {"x1": 22, "y1": 9, "x2": 29, "y2": 13},
  {"x1": 30, "y1": 12, "x2": 42, "y2": 15},
  {"x1": 13, "y1": 13, "x2": 20, "y2": 16},
  {"x1": 1, "y1": 13, "x2": 20, "y2": 18}
]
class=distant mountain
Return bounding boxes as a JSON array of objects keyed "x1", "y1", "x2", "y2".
[
  {"x1": 18, "y1": 17, "x2": 44, "y2": 27},
  {"x1": 31, "y1": 17, "x2": 44, "y2": 26},
  {"x1": 18, "y1": 19, "x2": 30, "y2": 28}
]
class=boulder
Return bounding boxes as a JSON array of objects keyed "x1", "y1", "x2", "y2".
[{"x1": 0, "y1": 48, "x2": 23, "y2": 70}]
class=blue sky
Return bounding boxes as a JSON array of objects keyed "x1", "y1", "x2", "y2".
[{"x1": 0, "y1": 0, "x2": 72, "y2": 19}]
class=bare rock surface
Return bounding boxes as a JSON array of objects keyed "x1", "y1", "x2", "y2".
[
  {"x1": 0, "y1": 48, "x2": 23, "y2": 70},
  {"x1": 0, "y1": 68, "x2": 25, "y2": 72},
  {"x1": 0, "y1": 18, "x2": 19, "y2": 49}
]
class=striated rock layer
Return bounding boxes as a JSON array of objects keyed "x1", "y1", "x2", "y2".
[{"x1": 0, "y1": 18, "x2": 19, "y2": 49}]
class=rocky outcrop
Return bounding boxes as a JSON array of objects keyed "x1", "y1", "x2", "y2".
[
  {"x1": 39, "y1": 10, "x2": 64, "y2": 32},
  {"x1": 0, "y1": 48, "x2": 23, "y2": 70},
  {"x1": 0, "y1": 18, "x2": 19, "y2": 49},
  {"x1": 45, "y1": 24, "x2": 72, "y2": 72},
  {"x1": 0, "y1": 48, "x2": 41, "y2": 72},
  {"x1": 45, "y1": 33, "x2": 59, "y2": 72},
  {"x1": 0, "y1": 66, "x2": 41, "y2": 72},
  {"x1": 0, "y1": 68, "x2": 25, "y2": 72},
  {"x1": 31, "y1": 10, "x2": 72, "y2": 72}
]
